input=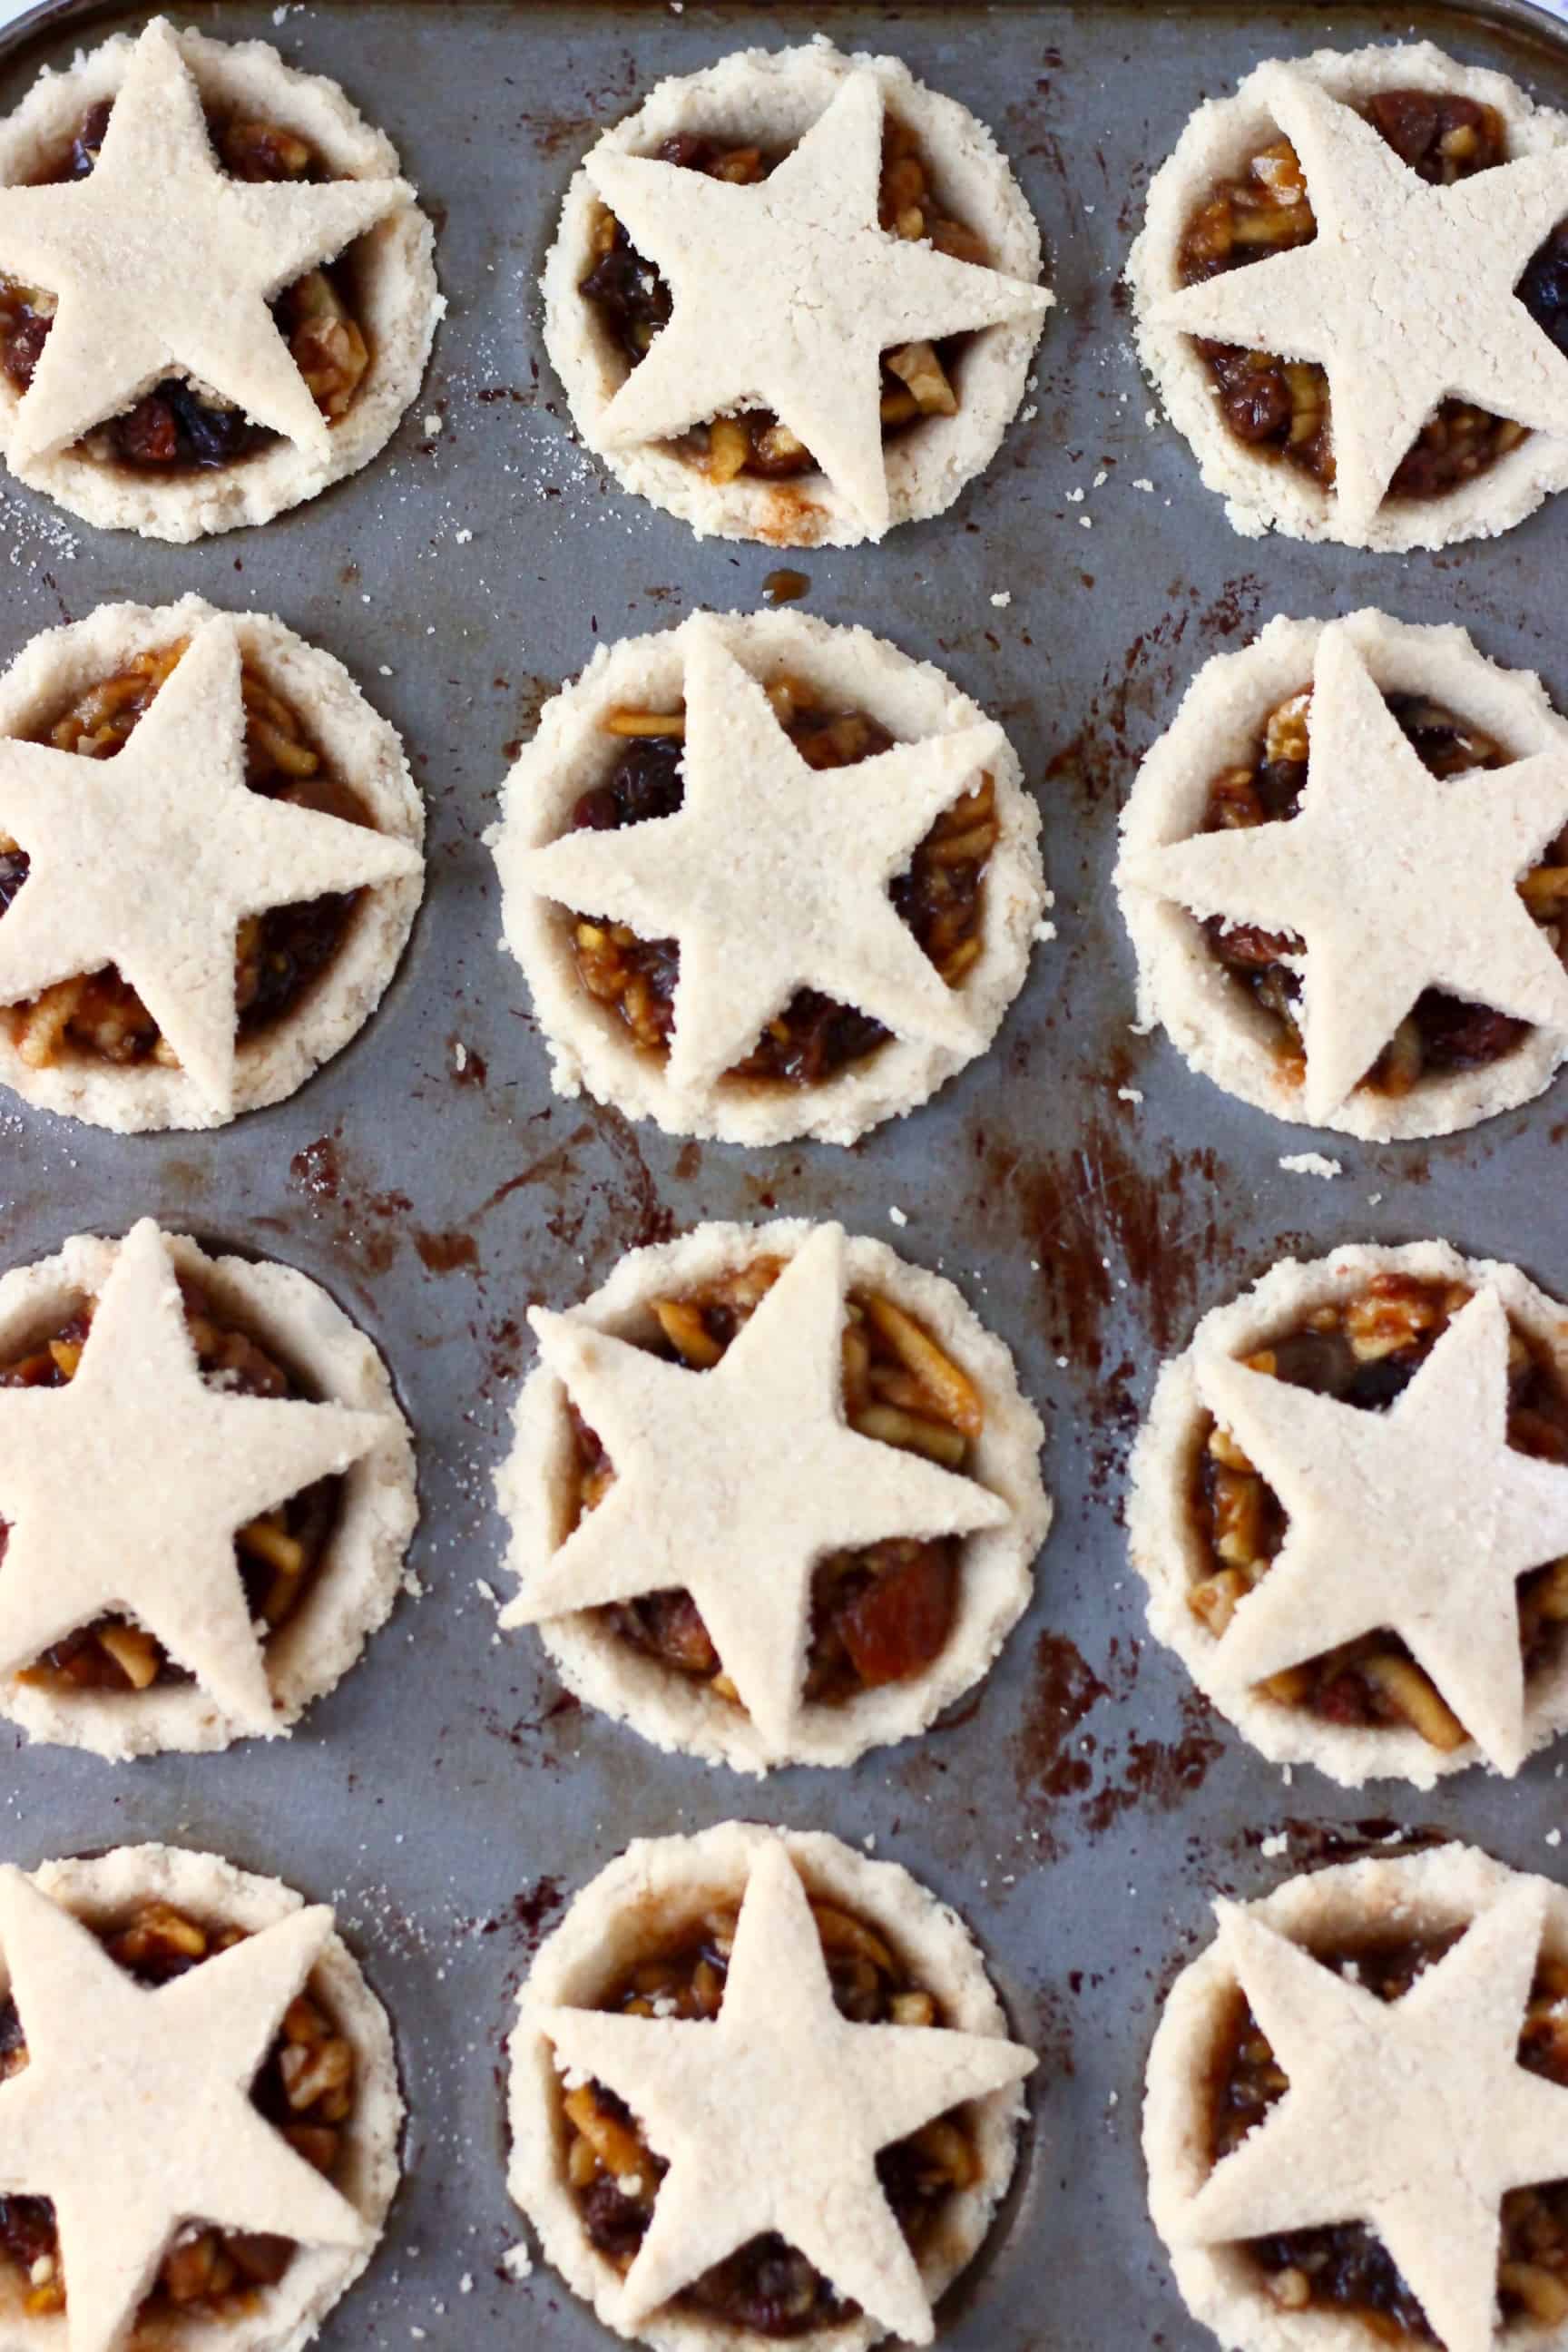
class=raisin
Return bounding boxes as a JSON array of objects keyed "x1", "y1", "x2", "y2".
[
  {"x1": 835, "y1": 1542, "x2": 956, "y2": 1687},
  {"x1": 166, "y1": 381, "x2": 253, "y2": 467},
  {"x1": 3, "y1": 314, "x2": 51, "y2": 390},
  {"x1": 579, "y1": 2175, "x2": 649, "y2": 2262},
  {"x1": 1520, "y1": 225, "x2": 1568, "y2": 360},
  {"x1": 1366, "y1": 88, "x2": 1443, "y2": 172},
  {"x1": 65, "y1": 98, "x2": 113, "y2": 179},
  {"x1": 1414, "y1": 990, "x2": 1529, "y2": 1071},
  {"x1": 619, "y1": 1590, "x2": 720, "y2": 1678},
  {"x1": 0, "y1": 850, "x2": 29, "y2": 913},
  {"x1": 113, "y1": 395, "x2": 180, "y2": 465}
]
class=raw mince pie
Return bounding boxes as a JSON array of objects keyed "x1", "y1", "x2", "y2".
[
  {"x1": 542, "y1": 40, "x2": 1050, "y2": 547},
  {"x1": 1145, "y1": 1847, "x2": 1568, "y2": 2352},
  {"x1": 0, "y1": 1841, "x2": 399, "y2": 2352},
  {"x1": 508, "y1": 1823, "x2": 1034, "y2": 2352},
  {"x1": 495, "y1": 1219, "x2": 1050, "y2": 1774},
  {"x1": 0, "y1": 1221, "x2": 416, "y2": 1762},
  {"x1": 488, "y1": 609, "x2": 1047, "y2": 1150},
  {"x1": 1114, "y1": 610, "x2": 1568, "y2": 1143},
  {"x1": 1129, "y1": 1240, "x2": 1568, "y2": 1790},
  {"x1": 0, "y1": 17, "x2": 442, "y2": 541},
  {"x1": 1128, "y1": 42, "x2": 1568, "y2": 552},
  {"x1": 0, "y1": 594, "x2": 424, "y2": 1134}
]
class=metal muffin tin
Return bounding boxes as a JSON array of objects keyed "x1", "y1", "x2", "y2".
[{"x1": 0, "y1": 0, "x2": 1565, "y2": 2345}]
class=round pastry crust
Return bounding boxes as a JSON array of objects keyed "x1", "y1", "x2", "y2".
[
  {"x1": 0, "y1": 24, "x2": 443, "y2": 543},
  {"x1": 542, "y1": 39, "x2": 1047, "y2": 549},
  {"x1": 1114, "y1": 607, "x2": 1568, "y2": 1143},
  {"x1": 495, "y1": 1217, "x2": 1051, "y2": 1773},
  {"x1": 1128, "y1": 1238, "x2": 1568, "y2": 1791},
  {"x1": 1128, "y1": 41, "x2": 1568, "y2": 554},
  {"x1": 0, "y1": 1841, "x2": 402, "y2": 2352},
  {"x1": 0, "y1": 593, "x2": 426, "y2": 1134},
  {"x1": 1144, "y1": 1844, "x2": 1568, "y2": 2352},
  {"x1": 0, "y1": 1227, "x2": 417, "y2": 1760},
  {"x1": 488, "y1": 607, "x2": 1047, "y2": 1148},
  {"x1": 508, "y1": 1820, "x2": 1030, "y2": 2352}
]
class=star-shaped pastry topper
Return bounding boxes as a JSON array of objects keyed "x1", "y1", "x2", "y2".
[
  {"x1": 1197, "y1": 1288, "x2": 1568, "y2": 1773},
  {"x1": 1152, "y1": 64, "x2": 1568, "y2": 533},
  {"x1": 1177, "y1": 1879, "x2": 1568, "y2": 2352},
  {"x1": 0, "y1": 1218, "x2": 390, "y2": 1732},
  {"x1": 524, "y1": 618, "x2": 1004, "y2": 1093},
  {"x1": 545, "y1": 1838, "x2": 1034, "y2": 2340},
  {"x1": 0, "y1": 16, "x2": 410, "y2": 466},
  {"x1": 502, "y1": 1222, "x2": 1009, "y2": 1755},
  {"x1": 1119, "y1": 621, "x2": 1568, "y2": 1122},
  {"x1": 0, "y1": 1867, "x2": 368, "y2": 2352},
  {"x1": 0, "y1": 613, "x2": 420, "y2": 1116},
  {"x1": 587, "y1": 72, "x2": 1052, "y2": 538}
]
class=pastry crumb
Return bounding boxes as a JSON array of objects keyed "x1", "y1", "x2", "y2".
[
  {"x1": 888, "y1": 1205, "x2": 908, "y2": 1228},
  {"x1": 1133, "y1": 476, "x2": 1154, "y2": 492},
  {"x1": 1259, "y1": 1831, "x2": 1289, "y2": 1859},
  {"x1": 1116, "y1": 1085, "x2": 1143, "y2": 1105},
  {"x1": 502, "y1": 2243, "x2": 534, "y2": 2283},
  {"x1": 1279, "y1": 1152, "x2": 1341, "y2": 1180},
  {"x1": 1034, "y1": 919, "x2": 1057, "y2": 944},
  {"x1": 422, "y1": 413, "x2": 441, "y2": 436},
  {"x1": 989, "y1": 590, "x2": 1012, "y2": 609},
  {"x1": 1549, "y1": 1828, "x2": 1563, "y2": 1848}
]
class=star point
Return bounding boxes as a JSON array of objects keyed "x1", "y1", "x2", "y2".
[
  {"x1": 0, "y1": 16, "x2": 411, "y2": 467},
  {"x1": 504, "y1": 1221, "x2": 1009, "y2": 1758},
  {"x1": 543, "y1": 1836, "x2": 1034, "y2": 2341},
  {"x1": 585, "y1": 72, "x2": 1051, "y2": 537},
  {"x1": 0, "y1": 1218, "x2": 390, "y2": 1734},
  {"x1": 1197, "y1": 1286, "x2": 1568, "y2": 1773}
]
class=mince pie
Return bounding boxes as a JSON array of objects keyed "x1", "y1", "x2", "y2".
[
  {"x1": 542, "y1": 41, "x2": 1051, "y2": 546},
  {"x1": 0, "y1": 594, "x2": 424, "y2": 1132},
  {"x1": 0, "y1": 1218, "x2": 416, "y2": 1761},
  {"x1": 508, "y1": 1822, "x2": 1034, "y2": 2349},
  {"x1": 488, "y1": 608, "x2": 1047, "y2": 1148},
  {"x1": 1129, "y1": 1240, "x2": 1568, "y2": 1789},
  {"x1": 1129, "y1": 41, "x2": 1568, "y2": 551},
  {"x1": 0, "y1": 17, "x2": 442, "y2": 541},
  {"x1": 1115, "y1": 609, "x2": 1568, "y2": 1142},
  {"x1": 1146, "y1": 1845, "x2": 1568, "y2": 2352},
  {"x1": 0, "y1": 1840, "x2": 399, "y2": 2352},
  {"x1": 495, "y1": 1218, "x2": 1049, "y2": 1773}
]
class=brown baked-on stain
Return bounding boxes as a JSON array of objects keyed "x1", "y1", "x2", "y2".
[
  {"x1": 489, "y1": 1876, "x2": 565, "y2": 1956},
  {"x1": 1242, "y1": 1818, "x2": 1454, "y2": 1873},
  {"x1": 414, "y1": 1227, "x2": 479, "y2": 1276},
  {"x1": 1014, "y1": 1632, "x2": 1224, "y2": 1855},
  {"x1": 287, "y1": 1129, "x2": 410, "y2": 1278}
]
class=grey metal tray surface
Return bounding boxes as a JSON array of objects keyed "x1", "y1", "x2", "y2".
[{"x1": 0, "y1": 0, "x2": 1566, "y2": 2345}]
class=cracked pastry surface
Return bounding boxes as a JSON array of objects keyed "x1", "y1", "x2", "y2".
[
  {"x1": 542, "y1": 40, "x2": 1050, "y2": 547},
  {"x1": 495, "y1": 1218, "x2": 1049, "y2": 1773},
  {"x1": 487, "y1": 608, "x2": 1046, "y2": 1149}
]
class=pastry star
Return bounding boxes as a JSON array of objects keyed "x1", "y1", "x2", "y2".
[
  {"x1": 1178, "y1": 1881, "x2": 1568, "y2": 2352},
  {"x1": 1198, "y1": 1288, "x2": 1568, "y2": 1773},
  {"x1": 524, "y1": 617, "x2": 1003, "y2": 1093},
  {"x1": 0, "y1": 612, "x2": 420, "y2": 1115},
  {"x1": 545, "y1": 1837, "x2": 1034, "y2": 2340},
  {"x1": 0, "y1": 16, "x2": 410, "y2": 466},
  {"x1": 587, "y1": 71, "x2": 1052, "y2": 537},
  {"x1": 0, "y1": 1867, "x2": 367, "y2": 2352},
  {"x1": 1152, "y1": 62, "x2": 1568, "y2": 533},
  {"x1": 1120, "y1": 620, "x2": 1568, "y2": 1122},
  {"x1": 502, "y1": 1221, "x2": 1009, "y2": 1755},
  {"x1": 0, "y1": 1218, "x2": 387, "y2": 1731}
]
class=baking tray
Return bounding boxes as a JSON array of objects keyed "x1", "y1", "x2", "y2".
[{"x1": 0, "y1": 0, "x2": 1566, "y2": 2344}]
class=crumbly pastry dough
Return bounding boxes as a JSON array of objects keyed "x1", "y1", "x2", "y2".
[
  {"x1": 0, "y1": 1840, "x2": 400, "y2": 2352},
  {"x1": 1129, "y1": 1239, "x2": 1568, "y2": 1791},
  {"x1": 488, "y1": 608, "x2": 1045, "y2": 1148},
  {"x1": 1145, "y1": 1846, "x2": 1568, "y2": 2352},
  {"x1": 0, "y1": 1220, "x2": 416, "y2": 1762},
  {"x1": 0, "y1": 17, "x2": 443, "y2": 541},
  {"x1": 495, "y1": 1218, "x2": 1050, "y2": 1774},
  {"x1": 543, "y1": 40, "x2": 1050, "y2": 546},
  {"x1": 1128, "y1": 42, "x2": 1568, "y2": 551},
  {"x1": 1115, "y1": 608, "x2": 1568, "y2": 1142},
  {"x1": 508, "y1": 1821, "x2": 1033, "y2": 2352},
  {"x1": 0, "y1": 593, "x2": 424, "y2": 1133}
]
